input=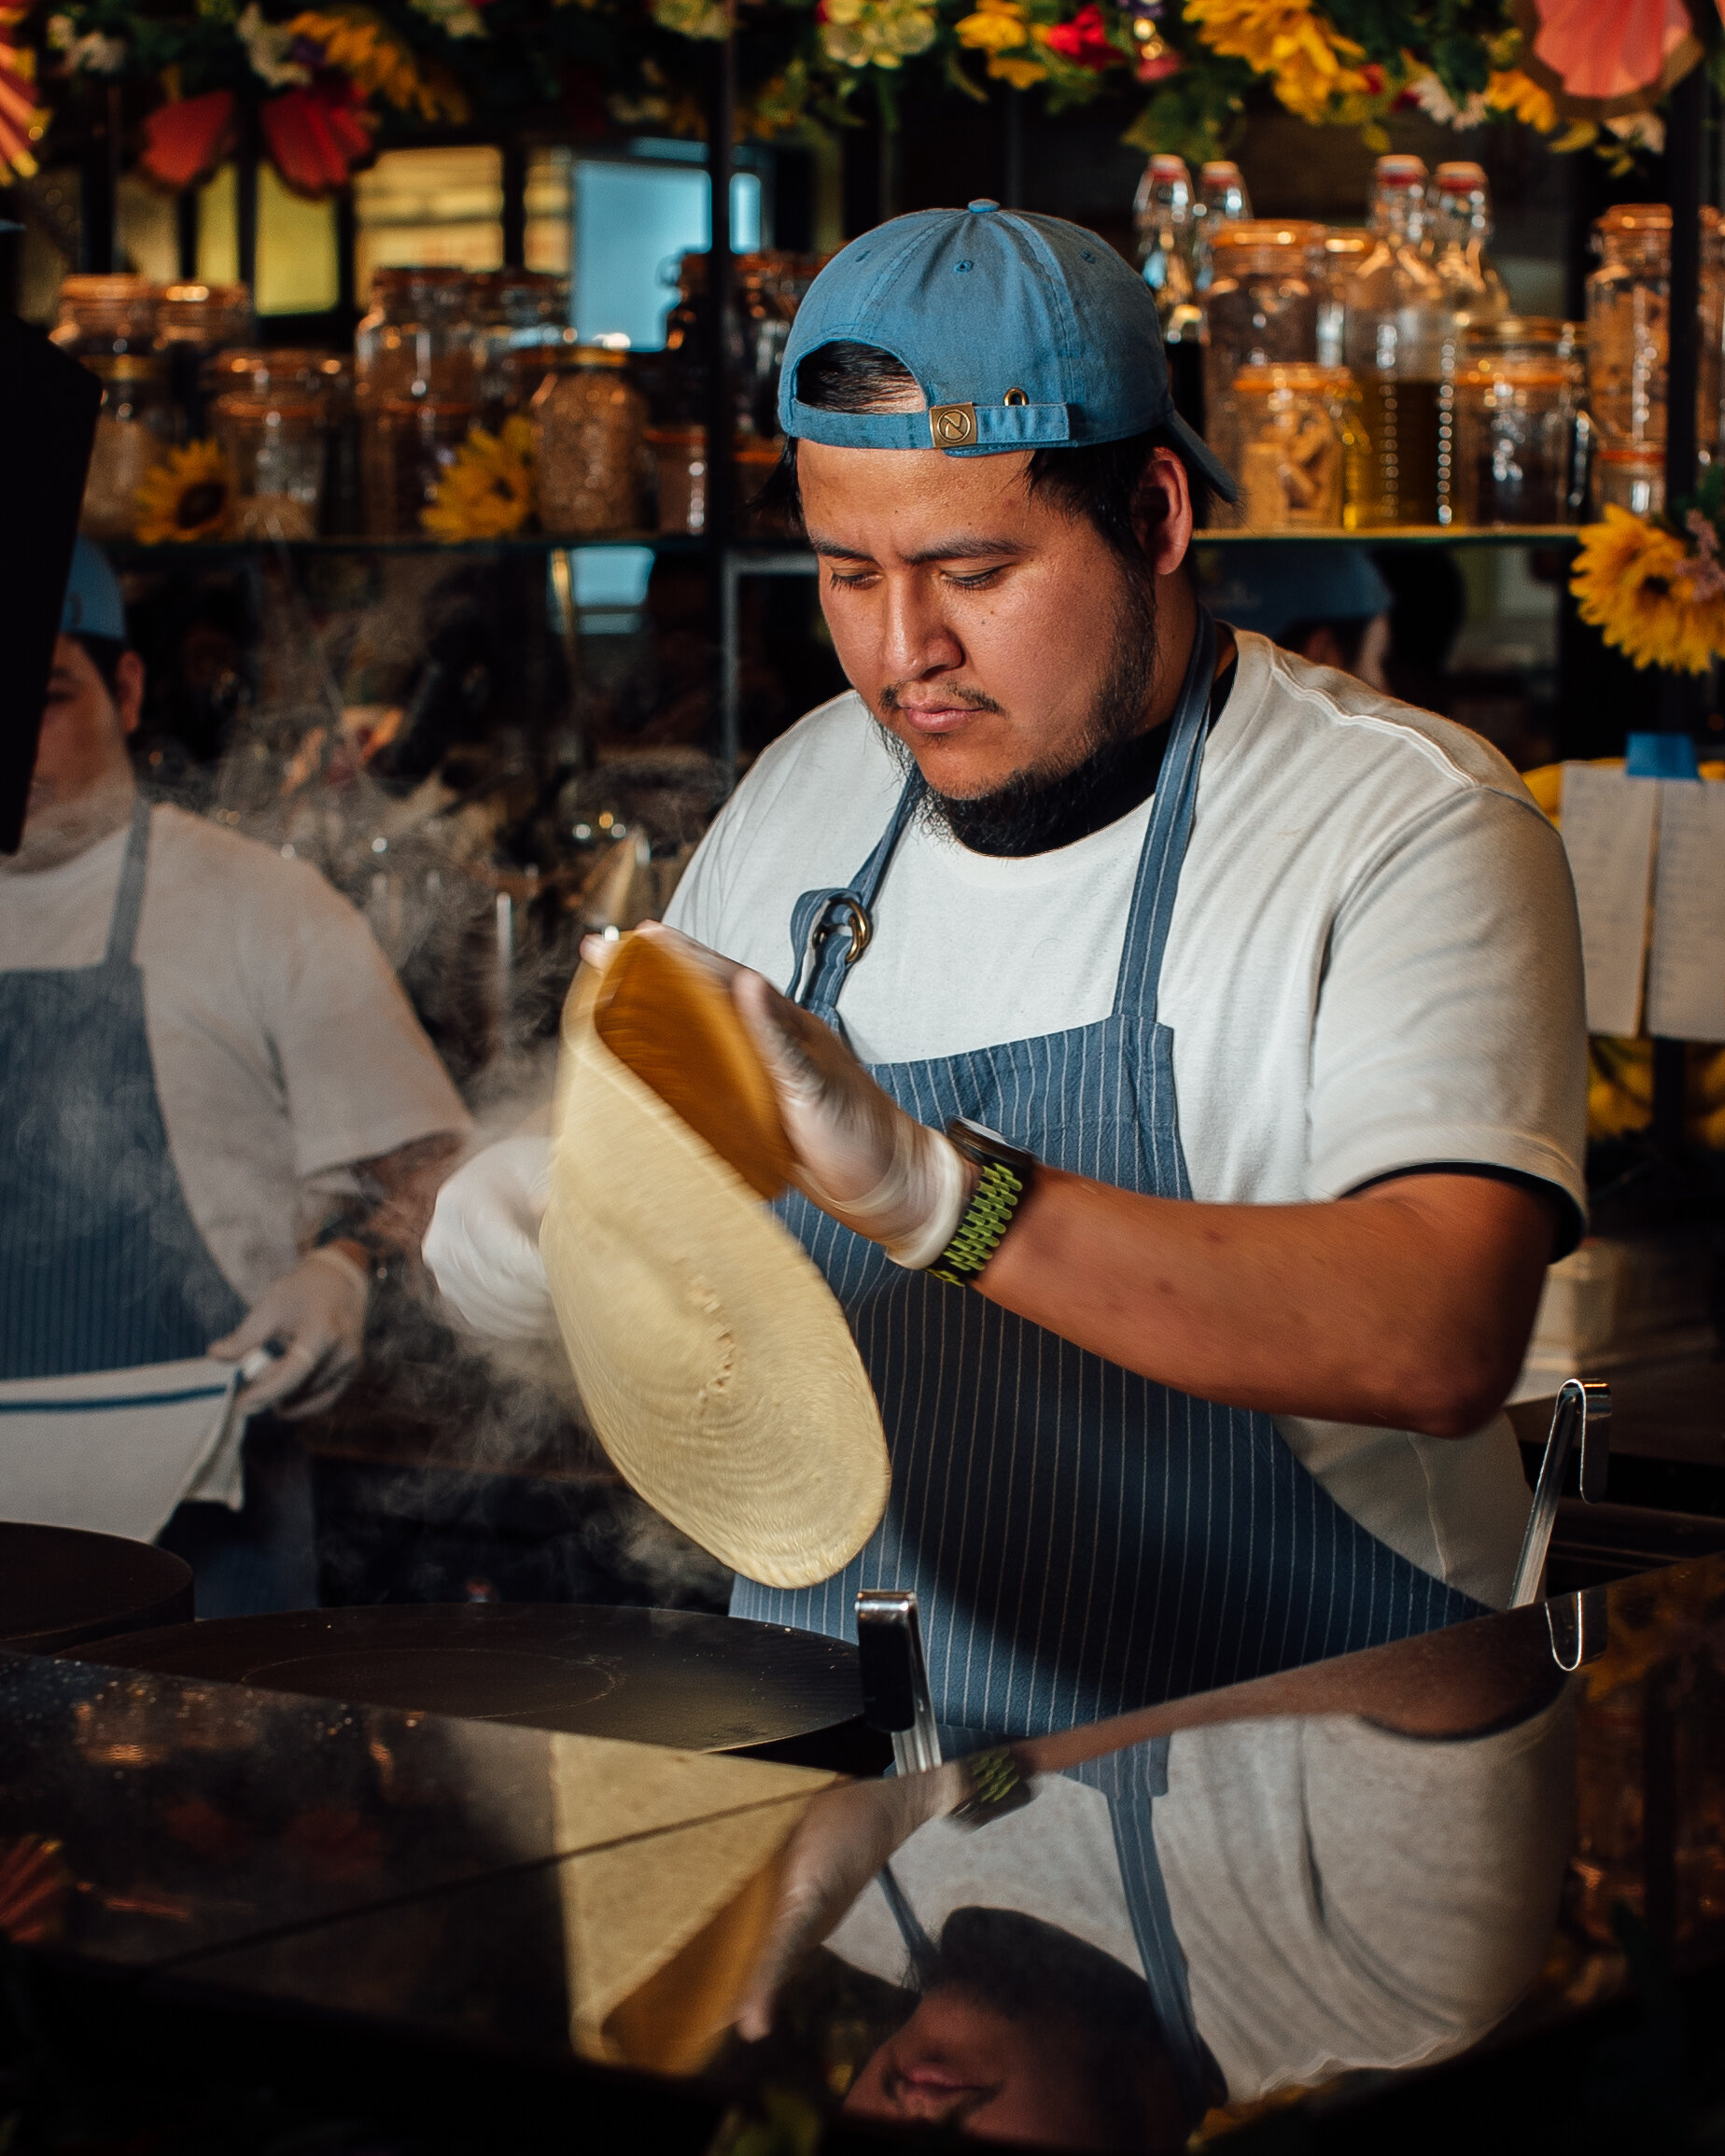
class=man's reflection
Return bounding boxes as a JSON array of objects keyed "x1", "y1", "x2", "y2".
[
  {"x1": 824, "y1": 1680, "x2": 1576, "y2": 2146},
  {"x1": 844, "y1": 1907, "x2": 1183, "y2": 2151}
]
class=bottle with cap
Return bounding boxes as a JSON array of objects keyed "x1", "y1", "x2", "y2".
[
  {"x1": 1426, "y1": 163, "x2": 1508, "y2": 521},
  {"x1": 1342, "y1": 154, "x2": 1449, "y2": 525},
  {"x1": 1193, "y1": 161, "x2": 1252, "y2": 292},
  {"x1": 1134, "y1": 154, "x2": 1204, "y2": 434},
  {"x1": 1134, "y1": 155, "x2": 1198, "y2": 327}
]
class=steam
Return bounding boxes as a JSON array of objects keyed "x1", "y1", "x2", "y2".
[{"x1": 149, "y1": 548, "x2": 735, "y2": 1609}]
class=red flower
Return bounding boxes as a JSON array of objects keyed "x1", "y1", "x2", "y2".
[
  {"x1": 260, "y1": 77, "x2": 375, "y2": 198},
  {"x1": 1136, "y1": 44, "x2": 1182, "y2": 79},
  {"x1": 139, "y1": 89, "x2": 236, "y2": 190},
  {"x1": 1359, "y1": 61, "x2": 1382, "y2": 92},
  {"x1": 1043, "y1": 4, "x2": 1121, "y2": 69}
]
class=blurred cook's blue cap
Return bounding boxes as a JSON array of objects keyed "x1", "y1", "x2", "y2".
[
  {"x1": 60, "y1": 537, "x2": 127, "y2": 641},
  {"x1": 1207, "y1": 543, "x2": 1391, "y2": 639},
  {"x1": 779, "y1": 201, "x2": 1236, "y2": 500}
]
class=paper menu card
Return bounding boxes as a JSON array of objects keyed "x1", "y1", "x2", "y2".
[
  {"x1": 1558, "y1": 764, "x2": 1658, "y2": 1038},
  {"x1": 1647, "y1": 778, "x2": 1725, "y2": 1043}
]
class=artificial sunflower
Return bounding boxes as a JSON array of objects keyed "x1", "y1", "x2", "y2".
[
  {"x1": 422, "y1": 416, "x2": 535, "y2": 539},
  {"x1": 1183, "y1": 0, "x2": 1373, "y2": 122},
  {"x1": 1570, "y1": 504, "x2": 1725, "y2": 675},
  {"x1": 133, "y1": 441, "x2": 235, "y2": 543}
]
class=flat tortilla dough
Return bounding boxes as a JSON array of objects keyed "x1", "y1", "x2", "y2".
[{"x1": 541, "y1": 975, "x2": 890, "y2": 1589}]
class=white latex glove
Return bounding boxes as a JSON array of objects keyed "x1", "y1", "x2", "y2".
[
  {"x1": 208, "y1": 1246, "x2": 371, "y2": 1420},
  {"x1": 591, "y1": 924, "x2": 973, "y2": 1270},
  {"x1": 734, "y1": 1760, "x2": 965, "y2": 2041},
  {"x1": 422, "y1": 1134, "x2": 554, "y2": 1339}
]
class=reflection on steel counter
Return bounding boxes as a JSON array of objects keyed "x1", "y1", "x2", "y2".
[{"x1": 5, "y1": 1557, "x2": 1725, "y2": 2151}]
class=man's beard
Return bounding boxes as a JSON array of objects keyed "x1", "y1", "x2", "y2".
[{"x1": 877, "y1": 568, "x2": 1159, "y2": 859}]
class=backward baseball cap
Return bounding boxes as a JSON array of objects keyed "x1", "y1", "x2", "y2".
[{"x1": 778, "y1": 199, "x2": 1236, "y2": 501}]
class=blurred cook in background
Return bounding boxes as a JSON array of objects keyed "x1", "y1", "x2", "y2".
[
  {"x1": 0, "y1": 539, "x2": 470, "y2": 1614},
  {"x1": 1206, "y1": 542, "x2": 1394, "y2": 691}
]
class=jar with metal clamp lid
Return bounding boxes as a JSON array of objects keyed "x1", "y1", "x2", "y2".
[{"x1": 532, "y1": 345, "x2": 646, "y2": 535}]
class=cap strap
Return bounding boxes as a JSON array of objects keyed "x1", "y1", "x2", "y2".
[{"x1": 785, "y1": 398, "x2": 1074, "y2": 452}]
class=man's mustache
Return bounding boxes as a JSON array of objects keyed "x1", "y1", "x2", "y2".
[{"x1": 878, "y1": 681, "x2": 1007, "y2": 718}]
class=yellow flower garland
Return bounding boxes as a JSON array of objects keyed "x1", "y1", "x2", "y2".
[
  {"x1": 1184, "y1": 0, "x2": 1373, "y2": 122},
  {"x1": 288, "y1": 8, "x2": 469, "y2": 121},
  {"x1": 422, "y1": 415, "x2": 536, "y2": 539}
]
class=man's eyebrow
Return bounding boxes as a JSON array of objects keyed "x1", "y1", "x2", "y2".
[{"x1": 805, "y1": 534, "x2": 1030, "y2": 566}]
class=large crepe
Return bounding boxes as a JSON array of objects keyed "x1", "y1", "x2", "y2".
[{"x1": 540, "y1": 951, "x2": 891, "y2": 1589}]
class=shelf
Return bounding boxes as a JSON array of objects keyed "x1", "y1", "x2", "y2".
[
  {"x1": 103, "y1": 525, "x2": 1585, "y2": 567},
  {"x1": 1198, "y1": 526, "x2": 1583, "y2": 548}
]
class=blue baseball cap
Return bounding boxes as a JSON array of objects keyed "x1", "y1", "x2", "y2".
[
  {"x1": 1204, "y1": 543, "x2": 1391, "y2": 638},
  {"x1": 779, "y1": 201, "x2": 1237, "y2": 499},
  {"x1": 60, "y1": 537, "x2": 127, "y2": 641}
]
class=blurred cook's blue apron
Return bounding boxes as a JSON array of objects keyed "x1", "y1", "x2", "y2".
[
  {"x1": 734, "y1": 611, "x2": 1488, "y2": 2074},
  {"x1": 0, "y1": 800, "x2": 243, "y2": 1379},
  {"x1": 0, "y1": 803, "x2": 307, "y2": 1611}
]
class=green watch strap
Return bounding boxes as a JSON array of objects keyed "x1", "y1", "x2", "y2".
[{"x1": 927, "y1": 1121, "x2": 1036, "y2": 1287}]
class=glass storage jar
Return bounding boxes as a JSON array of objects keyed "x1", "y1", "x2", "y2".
[
  {"x1": 51, "y1": 274, "x2": 175, "y2": 539},
  {"x1": 1583, "y1": 204, "x2": 1687, "y2": 451},
  {"x1": 207, "y1": 349, "x2": 332, "y2": 538},
  {"x1": 1592, "y1": 443, "x2": 1664, "y2": 517},
  {"x1": 531, "y1": 346, "x2": 646, "y2": 534},
  {"x1": 471, "y1": 270, "x2": 571, "y2": 428},
  {"x1": 1200, "y1": 220, "x2": 1324, "y2": 509},
  {"x1": 1343, "y1": 155, "x2": 1450, "y2": 525},
  {"x1": 155, "y1": 280, "x2": 255, "y2": 435},
  {"x1": 1232, "y1": 365, "x2": 1354, "y2": 530},
  {"x1": 354, "y1": 267, "x2": 480, "y2": 535},
  {"x1": 646, "y1": 425, "x2": 708, "y2": 534},
  {"x1": 1452, "y1": 318, "x2": 1586, "y2": 525}
]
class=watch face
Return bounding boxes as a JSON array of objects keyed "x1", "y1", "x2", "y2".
[
  {"x1": 950, "y1": 1117, "x2": 1010, "y2": 1151},
  {"x1": 946, "y1": 1117, "x2": 1036, "y2": 1171}
]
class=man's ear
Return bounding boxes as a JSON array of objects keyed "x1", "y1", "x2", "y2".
[
  {"x1": 113, "y1": 651, "x2": 145, "y2": 739},
  {"x1": 1130, "y1": 446, "x2": 1194, "y2": 579}
]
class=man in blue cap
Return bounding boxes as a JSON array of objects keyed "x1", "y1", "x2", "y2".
[
  {"x1": 430, "y1": 212, "x2": 1584, "y2": 1719},
  {"x1": 1203, "y1": 543, "x2": 1394, "y2": 691},
  {"x1": 0, "y1": 539, "x2": 470, "y2": 1609}
]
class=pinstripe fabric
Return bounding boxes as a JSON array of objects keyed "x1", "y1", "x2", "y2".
[
  {"x1": 748, "y1": 613, "x2": 1484, "y2": 2118},
  {"x1": 0, "y1": 800, "x2": 245, "y2": 1380},
  {"x1": 736, "y1": 610, "x2": 1484, "y2": 1725}
]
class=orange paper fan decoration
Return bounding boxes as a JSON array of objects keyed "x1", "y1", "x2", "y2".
[
  {"x1": 1515, "y1": 0, "x2": 1703, "y2": 117},
  {"x1": 0, "y1": 7, "x2": 47, "y2": 182}
]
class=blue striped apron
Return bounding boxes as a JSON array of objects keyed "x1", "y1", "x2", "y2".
[
  {"x1": 734, "y1": 611, "x2": 1486, "y2": 2107},
  {"x1": 0, "y1": 799, "x2": 245, "y2": 1379}
]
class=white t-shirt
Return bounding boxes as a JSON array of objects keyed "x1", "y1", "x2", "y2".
[
  {"x1": 666, "y1": 631, "x2": 1589, "y2": 1607},
  {"x1": 0, "y1": 802, "x2": 470, "y2": 1309},
  {"x1": 826, "y1": 1691, "x2": 1578, "y2": 2104}
]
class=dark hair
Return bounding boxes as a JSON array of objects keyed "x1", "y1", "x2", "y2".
[
  {"x1": 923, "y1": 1907, "x2": 1171, "y2": 2150},
  {"x1": 763, "y1": 340, "x2": 1212, "y2": 571},
  {"x1": 71, "y1": 633, "x2": 128, "y2": 701},
  {"x1": 1276, "y1": 615, "x2": 1372, "y2": 668}
]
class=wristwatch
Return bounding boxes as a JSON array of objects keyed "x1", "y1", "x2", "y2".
[{"x1": 927, "y1": 1118, "x2": 1037, "y2": 1289}]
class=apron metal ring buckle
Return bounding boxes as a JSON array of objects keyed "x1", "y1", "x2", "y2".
[{"x1": 831, "y1": 896, "x2": 872, "y2": 966}]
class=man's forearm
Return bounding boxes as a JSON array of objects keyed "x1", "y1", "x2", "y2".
[
  {"x1": 326, "y1": 1132, "x2": 467, "y2": 1271},
  {"x1": 977, "y1": 1168, "x2": 1557, "y2": 1437}
]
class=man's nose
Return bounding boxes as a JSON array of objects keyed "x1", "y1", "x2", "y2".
[{"x1": 879, "y1": 576, "x2": 965, "y2": 679}]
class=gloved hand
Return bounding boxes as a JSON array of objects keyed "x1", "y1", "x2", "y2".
[
  {"x1": 733, "y1": 1760, "x2": 965, "y2": 2041},
  {"x1": 422, "y1": 1134, "x2": 554, "y2": 1338},
  {"x1": 593, "y1": 923, "x2": 973, "y2": 1269},
  {"x1": 208, "y1": 1246, "x2": 371, "y2": 1420}
]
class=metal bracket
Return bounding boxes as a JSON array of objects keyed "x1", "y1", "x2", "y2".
[
  {"x1": 855, "y1": 1589, "x2": 942, "y2": 1777},
  {"x1": 1509, "y1": 1378, "x2": 1611, "y2": 1610}
]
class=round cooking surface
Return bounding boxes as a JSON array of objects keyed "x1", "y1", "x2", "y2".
[
  {"x1": 58, "y1": 1603, "x2": 864, "y2": 1754},
  {"x1": 0, "y1": 1521, "x2": 193, "y2": 1654},
  {"x1": 235, "y1": 1646, "x2": 617, "y2": 1721}
]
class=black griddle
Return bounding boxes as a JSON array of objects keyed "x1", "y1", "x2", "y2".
[
  {"x1": 0, "y1": 1520, "x2": 193, "y2": 1653},
  {"x1": 58, "y1": 1603, "x2": 880, "y2": 1767}
]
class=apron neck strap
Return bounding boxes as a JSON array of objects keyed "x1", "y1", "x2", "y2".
[
  {"x1": 104, "y1": 797, "x2": 152, "y2": 968},
  {"x1": 787, "y1": 773, "x2": 923, "y2": 1020},
  {"x1": 1113, "y1": 607, "x2": 1217, "y2": 1022}
]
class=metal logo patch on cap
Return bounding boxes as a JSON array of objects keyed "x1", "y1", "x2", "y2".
[{"x1": 929, "y1": 402, "x2": 977, "y2": 449}]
